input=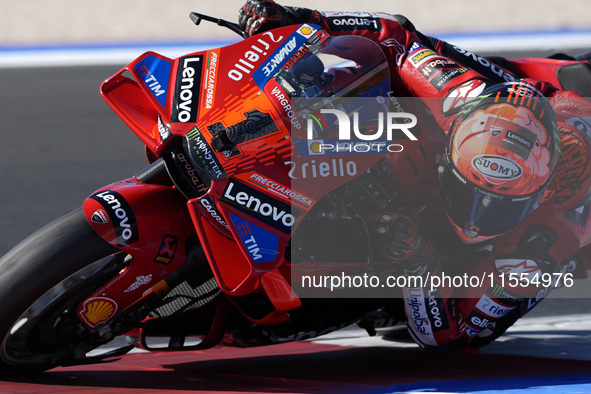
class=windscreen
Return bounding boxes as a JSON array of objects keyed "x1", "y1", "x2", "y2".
[{"x1": 271, "y1": 33, "x2": 390, "y2": 99}]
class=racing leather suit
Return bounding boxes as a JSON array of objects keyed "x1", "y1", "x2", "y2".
[{"x1": 242, "y1": 3, "x2": 591, "y2": 352}]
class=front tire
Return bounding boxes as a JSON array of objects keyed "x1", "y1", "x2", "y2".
[{"x1": 0, "y1": 208, "x2": 123, "y2": 373}]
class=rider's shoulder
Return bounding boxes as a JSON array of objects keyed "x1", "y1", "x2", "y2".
[{"x1": 551, "y1": 116, "x2": 591, "y2": 208}]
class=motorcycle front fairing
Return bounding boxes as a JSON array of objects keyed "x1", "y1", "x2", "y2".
[
  {"x1": 79, "y1": 178, "x2": 198, "y2": 330},
  {"x1": 81, "y1": 23, "x2": 392, "y2": 332},
  {"x1": 79, "y1": 30, "x2": 306, "y2": 331},
  {"x1": 78, "y1": 51, "x2": 212, "y2": 331}
]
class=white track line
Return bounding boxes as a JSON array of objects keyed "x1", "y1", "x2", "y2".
[{"x1": 1, "y1": 30, "x2": 590, "y2": 69}]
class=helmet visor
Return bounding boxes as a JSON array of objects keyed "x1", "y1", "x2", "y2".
[{"x1": 439, "y1": 161, "x2": 543, "y2": 238}]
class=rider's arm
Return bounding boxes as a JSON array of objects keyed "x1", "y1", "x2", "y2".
[
  {"x1": 456, "y1": 200, "x2": 587, "y2": 349},
  {"x1": 238, "y1": 1, "x2": 518, "y2": 134}
]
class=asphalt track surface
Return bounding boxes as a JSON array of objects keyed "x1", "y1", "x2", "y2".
[{"x1": 2, "y1": 54, "x2": 591, "y2": 392}]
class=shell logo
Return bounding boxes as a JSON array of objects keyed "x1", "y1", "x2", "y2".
[
  {"x1": 300, "y1": 26, "x2": 313, "y2": 36},
  {"x1": 297, "y1": 25, "x2": 316, "y2": 38},
  {"x1": 79, "y1": 297, "x2": 118, "y2": 328},
  {"x1": 309, "y1": 141, "x2": 323, "y2": 154}
]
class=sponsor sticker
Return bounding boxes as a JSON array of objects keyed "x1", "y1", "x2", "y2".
[
  {"x1": 321, "y1": 11, "x2": 374, "y2": 17},
  {"x1": 91, "y1": 209, "x2": 109, "y2": 224},
  {"x1": 452, "y1": 46, "x2": 517, "y2": 83},
  {"x1": 409, "y1": 48, "x2": 439, "y2": 67},
  {"x1": 175, "y1": 152, "x2": 209, "y2": 196},
  {"x1": 472, "y1": 155, "x2": 523, "y2": 180},
  {"x1": 427, "y1": 67, "x2": 469, "y2": 92},
  {"x1": 409, "y1": 46, "x2": 468, "y2": 91},
  {"x1": 79, "y1": 297, "x2": 118, "y2": 328},
  {"x1": 327, "y1": 16, "x2": 381, "y2": 31},
  {"x1": 229, "y1": 213, "x2": 279, "y2": 263},
  {"x1": 269, "y1": 83, "x2": 302, "y2": 131},
  {"x1": 154, "y1": 234, "x2": 179, "y2": 265},
  {"x1": 172, "y1": 56, "x2": 203, "y2": 123},
  {"x1": 221, "y1": 180, "x2": 298, "y2": 233},
  {"x1": 124, "y1": 275, "x2": 153, "y2": 293},
  {"x1": 487, "y1": 283, "x2": 525, "y2": 306},
  {"x1": 157, "y1": 115, "x2": 173, "y2": 142},
  {"x1": 252, "y1": 27, "x2": 312, "y2": 88},
  {"x1": 285, "y1": 158, "x2": 358, "y2": 179},
  {"x1": 465, "y1": 309, "x2": 495, "y2": 334},
  {"x1": 495, "y1": 258, "x2": 542, "y2": 280},
  {"x1": 185, "y1": 126, "x2": 227, "y2": 180},
  {"x1": 200, "y1": 196, "x2": 230, "y2": 231},
  {"x1": 487, "y1": 117, "x2": 537, "y2": 159},
  {"x1": 442, "y1": 79, "x2": 487, "y2": 115},
  {"x1": 247, "y1": 173, "x2": 315, "y2": 207},
  {"x1": 228, "y1": 30, "x2": 285, "y2": 82},
  {"x1": 90, "y1": 190, "x2": 139, "y2": 247},
  {"x1": 475, "y1": 294, "x2": 514, "y2": 318},
  {"x1": 202, "y1": 51, "x2": 219, "y2": 110},
  {"x1": 296, "y1": 24, "x2": 316, "y2": 38},
  {"x1": 426, "y1": 289, "x2": 451, "y2": 331},
  {"x1": 403, "y1": 287, "x2": 437, "y2": 346},
  {"x1": 134, "y1": 55, "x2": 172, "y2": 107}
]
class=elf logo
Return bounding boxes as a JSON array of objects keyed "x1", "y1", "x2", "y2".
[
  {"x1": 470, "y1": 315, "x2": 492, "y2": 329},
  {"x1": 472, "y1": 155, "x2": 522, "y2": 180}
]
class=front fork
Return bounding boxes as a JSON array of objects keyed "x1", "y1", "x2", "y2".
[{"x1": 77, "y1": 159, "x2": 205, "y2": 338}]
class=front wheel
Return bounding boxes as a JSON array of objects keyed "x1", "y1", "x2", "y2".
[{"x1": 0, "y1": 208, "x2": 126, "y2": 373}]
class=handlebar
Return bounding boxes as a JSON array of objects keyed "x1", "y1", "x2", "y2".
[{"x1": 189, "y1": 12, "x2": 248, "y2": 39}]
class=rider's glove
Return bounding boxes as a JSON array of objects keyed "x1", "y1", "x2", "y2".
[{"x1": 238, "y1": 0, "x2": 320, "y2": 36}]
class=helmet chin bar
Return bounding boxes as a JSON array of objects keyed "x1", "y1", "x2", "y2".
[
  {"x1": 447, "y1": 217, "x2": 500, "y2": 245},
  {"x1": 461, "y1": 222, "x2": 501, "y2": 242},
  {"x1": 463, "y1": 226, "x2": 480, "y2": 239}
]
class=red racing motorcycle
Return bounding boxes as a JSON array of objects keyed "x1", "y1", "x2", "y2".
[{"x1": 0, "y1": 13, "x2": 589, "y2": 372}]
